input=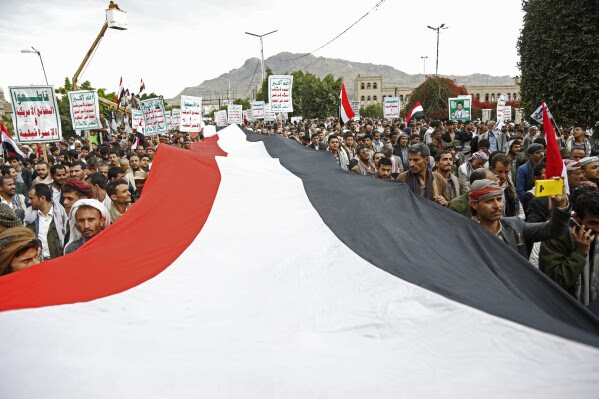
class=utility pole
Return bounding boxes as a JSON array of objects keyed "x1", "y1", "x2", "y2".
[
  {"x1": 427, "y1": 24, "x2": 448, "y2": 76},
  {"x1": 245, "y1": 30, "x2": 278, "y2": 85},
  {"x1": 420, "y1": 56, "x2": 428, "y2": 76},
  {"x1": 21, "y1": 47, "x2": 48, "y2": 85}
]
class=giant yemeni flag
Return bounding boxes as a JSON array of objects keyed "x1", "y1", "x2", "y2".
[
  {"x1": 339, "y1": 82, "x2": 355, "y2": 123},
  {"x1": 1, "y1": 125, "x2": 598, "y2": 397}
]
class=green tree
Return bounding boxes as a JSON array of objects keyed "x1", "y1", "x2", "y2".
[
  {"x1": 208, "y1": 105, "x2": 227, "y2": 119},
  {"x1": 517, "y1": 0, "x2": 598, "y2": 127},
  {"x1": 403, "y1": 76, "x2": 468, "y2": 120},
  {"x1": 360, "y1": 103, "x2": 383, "y2": 119},
  {"x1": 233, "y1": 98, "x2": 251, "y2": 109}
]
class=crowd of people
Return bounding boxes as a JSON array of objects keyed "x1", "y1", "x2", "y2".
[
  {"x1": 0, "y1": 113, "x2": 597, "y2": 310},
  {"x1": 246, "y1": 116, "x2": 599, "y2": 308}
]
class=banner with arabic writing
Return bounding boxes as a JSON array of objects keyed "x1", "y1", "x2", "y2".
[
  {"x1": 165, "y1": 110, "x2": 172, "y2": 131},
  {"x1": 250, "y1": 101, "x2": 265, "y2": 119},
  {"x1": 10, "y1": 86, "x2": 62, "y2": 143},
  {"x1": 215, "y1": 110, "x2": 227, "y2": 127},
  {"x1": 268, "y1": 75, "x2": 293, "y2": 113},
  {"x1": 383, "y1": 97, "x2": 401, "y2": 119},
  {"x1": 131, "y1": 109, "x2": 144, "y2": 133},
  {"x1": 180, "y1": 96, "x2": 202, "y2": 132},
  {"x1": 227, "y1": 104, "x2": 243, "y2": 125},
  {"x1": 67, "y1": 90, "x2": 101, "y2": 130},
  {"x1": 264, "y1": 103, "x2": 276, "y2": 122},
  {"x1": 171, "y1": 108, "x2": 181, "y2": 131},
  {"x1": 139, "y1": 98, "x2": 167, "y2": 136}
]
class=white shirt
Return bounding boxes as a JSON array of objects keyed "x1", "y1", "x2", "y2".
[
  {"x1": 38, "y1": 206, "x2": 53, "y2": 258},
  {"x1": 51, "y1": 185, "x2": 61, "y2": 205}
]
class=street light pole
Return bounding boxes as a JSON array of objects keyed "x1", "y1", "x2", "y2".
[
  {"x1": 21, "y1": 47, "x2": 48, "y2": 85},
  {"x1": 220, "y1": 78, "x2": 231, "y2": 103},
  {"x1": 420, "y1": 56, "x2": 428, "y2": 76},
  {"x1": 245, "y1": 30, "x2": 278, "y2": 85},
  {"x1": 427, "y1": 24, "x2": 448, "y2": 76}
]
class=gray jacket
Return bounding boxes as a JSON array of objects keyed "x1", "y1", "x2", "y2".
[
  {"x1": 479, "y1": 131, "x2": 509, "y2": 153},
  {"x1": 499, "y1": 204, "x2": 571, "y2": 259}
]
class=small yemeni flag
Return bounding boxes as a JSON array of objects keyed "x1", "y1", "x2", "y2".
[
  {"x1": 115, "y1": 77, "x2": 123, "y2": 104},
  {"x1": 0, "y1": 122, "x2": 27, "y2": 159},
  {"x1": 339, "y1": 83, "x2": 355, "y2": 124},
  {"x1": 139, "y1": 79, "x2": 145, "y2": 95},
  {"x1": 406, "y1": 101, "x2": 424, "y2": 126},
  {"x1": 542, "y1": 101, "x2": 563, "y2": 179}
]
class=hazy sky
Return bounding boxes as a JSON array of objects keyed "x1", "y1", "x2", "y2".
[{"x1": 0, "y1": 0, "x2": 524, "y2": 100}]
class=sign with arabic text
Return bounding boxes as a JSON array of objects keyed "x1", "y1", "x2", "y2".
[
  {"x1": 264, "y1": 103, "x2": 276, "y2": 122},
  {"x1": 251, "y1": 101, "x2": 265, "y2": 119},
  {"x1": 139, "y1": 97, "x2": 167, "y2": 135},
  {"x1": 227, "y1": 104, "x2": 243, "y2": 124},
  {"x1": 165, "y1": 110, "x2": 172, "y2": 130},
  {"x1": 215, "y1": 110, "x2": 227, "y2": 127},
  {"x1": 180, "y1": 95, "x2": 202, "y2": 132},
  {"x1": 131, "y1": 109, "x2": 144, "y2": 133},
  {"x1": 268, "y1": 75, "x2": 293, "y2": 113},
  {"x1": 10, "y1": 86, "x2": 62, "y2": 143},
  {"x1": 67, "y1": 90, "x2": 100, "y2": 130},
  {"x1": 383, "y1": 97, "x2": 400, "y2": 119},
  {"x1": 171, "y1": 108, "x2": 181, "y2": 130}
]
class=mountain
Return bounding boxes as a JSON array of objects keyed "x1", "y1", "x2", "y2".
[{"x1": 169, "y1": 52, "x2": 516, "y2": 103}]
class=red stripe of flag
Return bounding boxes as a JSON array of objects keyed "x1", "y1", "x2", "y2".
[
  {"x1": 339, "y1": 83, "x2": 355, "y2": 123},
  {"x1": 542, "y1": 101, "x2": 563, "y2": 178}
]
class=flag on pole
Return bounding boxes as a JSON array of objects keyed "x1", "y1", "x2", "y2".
[
  {"x1": 115, "y1": 77, "x2": 123, "y2": 104},
  {"x1": 0, "y1": 121, "x2": 26, "y2": 159},
  {"x1": 542, "y1": 101, "x2": 563, "y2": 179},
  {"x1": 339, "y1": 83, "x2": 355, "y2": 124},
  {"x1": 406, "y1": 101, "x2": 424, "y2": 126},
  {"x1": 531, "y1": 103, "x2": 553, "y2": 124},
  {"x1": 139, "y1": 79, "x2": 145, "y2": 95}
]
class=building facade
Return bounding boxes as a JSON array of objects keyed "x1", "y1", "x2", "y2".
[{"x1": 354, "y1": 75, "x2": 520, "y2": 107}]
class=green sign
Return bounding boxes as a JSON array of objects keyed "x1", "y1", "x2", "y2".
[{"x1": 448, "y1": 96, "x2": 472, "y2": 122}]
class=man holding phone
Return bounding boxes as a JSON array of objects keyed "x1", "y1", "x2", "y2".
[{"x1": 539, "y1": 188, "x2": 599, "y2": 306}]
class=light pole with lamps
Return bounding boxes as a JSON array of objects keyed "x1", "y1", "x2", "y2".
[
  {"x1": 427, "y1": 24, "x2": 448, "y2": 76},
  {"x1": 21, "y1": 47, "x2": 48, "y2": 85},
  {"x1": 420, "y1": 56, "x2": 428, "y2": 76},
  {"x1": 245, "y1": 30, "x2": 278, "y2": 86}
]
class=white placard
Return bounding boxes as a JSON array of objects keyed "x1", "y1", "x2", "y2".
[
  {"x1": 264, "y1": 103, "x2": 276, "y2": 122},
  {"x1": 349, "y1": 101, "x2": 361, "y2": 121},
  {"x1": 251, "y1": 101, "x2": 265, "y2": 119},
  {"x1": 383, "y1": 97, "x2": 401, "y2": 119},
  {"x1": 215, "y1": 110, "x2": 227, "y2": 127},
  {"x1": 268, "y1": 75, "x2": 293, "y2": 113},
  {"x1": 227, "y1": 104, "x2": 243, "y2": 124},
  {"x1": 131, "y1": 109, "x2": 144, "y2": 133},
  {"x1": 165, "y1": 110, "x2": 172, "y2": 130},
  {"x1": 180, "y1": 95, "x2": 202, "y2": 132},
  {"x1": 10, "y1": 85, "x2": 62, "y2": 142},
  {"x1": 171, "y1": 108, "x2": 181, "y2": 130},
  {"x1": 290, "y1": 116, "x2": 303, "y2": 124},
  {"x1": 139, "y1": 97, "x2": 167, "y2": 135},
  {"x1": 68, "y1": 90, "x2": 100, "y2": 130}
]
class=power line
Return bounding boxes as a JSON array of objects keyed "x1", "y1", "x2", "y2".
[
  {"x1": 281, "y1": 0, "x2": 386, "y2": 62},
  {"x1": 243, "y1": 60, "x2": 261, "y2": 98}
]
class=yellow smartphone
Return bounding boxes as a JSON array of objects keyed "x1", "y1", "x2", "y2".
[{"x1": 535, "y1": 178, "x2": 563, "y2": 197}]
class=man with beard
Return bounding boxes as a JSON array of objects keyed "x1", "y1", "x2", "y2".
[
  {"x1": 61, "y1": 178, "x2": 93, "y2": 216},
  {"x1": 393, "y1": 133, "x2": 410, "y2": 171},
  {"x1": 375, "y1": 157, "x2": 393, "y2": 180},
  {"x1": 580, "y1": 156, "x2": 599, "y2": 186},
  {"x1": 458, "y1": 151, "x2": 488, "y2": 192},
  {"x1": 435, "y1": 150, "x2": 461, "y2": 201},
  {"x1": 396, "y1": 143, "x2": 449, "y2": 206},
  {"x1": 25, "y1": 184, "x2": 67, "y2": 260},
  {"x1": 33, "y1": 162, "x2": 52, "y2": 185},
  {"x1": 49, "y1": 164, "x2": 68, "y2": 205},
  {"x1": 63, "y1": 199, "x2": 110, "y2": 255},
  {"x1": 506, "y1": 139, "x2": 524, "y2": 183},
  {"x1": 0, "y1": 175, "x2": 26, "y2": 220}
]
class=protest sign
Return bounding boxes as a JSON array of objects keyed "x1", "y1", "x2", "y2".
[
  {"x1": 215, "y1": 110, "x2": 227, "y2": 127},
  {"x1": 448, "y1": 96, "x2": 472, "y2": 122},
  {"x1": 482, "y1": 109, "x2": 492, "y2": 123},
  {"x1": 139, "y1": 97, "x2": 167, "y2": 135},
  {"x1": 383, "y1": 97, "x2": 401, "y2": 119},
  {"x1": 496, "y1": 95, "x2": 507, "y2": 121},
  {"x1": 180, "y1": 95, "x2": 202, "y2": 132},
  {"x1": 251, "y1": 101, "x2": 265, "y2": 119},
  {"x1": 67, "y1": 90, "x2": 100, "y2": 130},
  {"x1": 264, "y1": 103, "x2": 276, "y2": 122},
  {"x1": 244, "y1": 109, "x2": 254, "y2": 123},
  {"x1": 515, "y1": 108, "x2": 524, "y2": 124},
  {"x1": 171, "y1": 108, "x2": 181, "y2": 130},
  {"x1": 131, "y1": 109, "x2": 144, "y2": 133},
  {"x1": 268, "y1": 75, "x2": 293, "y2": 113},
  {"x1": 227, "y1": 104, "x2": 243, "y2": 125},
  {"x1": 165, "y1": 110, "x2": 172, "y2": 130},
  {"x1": 350, "y1": 101, "x2": 361, "y2": 121},
  {"x1": 10, "y1": 85, "x2": 62, "y2": 142},
  {"x1": 290, "y1": 116, "x2": 303, "y2": 124},
  {"x1": 530, "y1": 104, "x2": 552, "y2": 124}
]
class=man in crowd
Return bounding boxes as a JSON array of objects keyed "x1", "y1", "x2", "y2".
[
  {"x1": 580, "y1": 156, "x2": 599, "y2": 186},
  {"x1": 469, "y1": 178, "x2": 570, "y2": 259},
  {"x1": 70, "y1": 161, "x2": 86, "y2": 181},
  {"x1": 506, "y1": 139, "x2": 524, "y2": 183},
  {"x1": 107, "y1": 178, "x2": 131, "y2": 222},
  {"x1": 449, "y1": 168, "x2": 498, "y2": 218},
  {"x1": 571, "y1": 146, "x2": 587, "y2": 162},
  {"x1": 458, "y1": 151, "x2": 488, "y2": 192},
  {"x1": 490, "y1": 153, "x2": 523, "y2": 219},
  {"x1": 25, "y1": 184, "x2": 68, "y2": 260},
  {"x1": 89, "y1": 172, "x2": 112, "y2": 210},
  {"x1": 132, "y1": 171, "x2": 147, "y2": 203},
  {"x1": 516, "y1": 143, "x2": 545, "y2": 202},
  {"x1": 0, "y1": 175, "x2": 26, "y2": 220},
  {"x1": 327, "y1": 134, "x2": 349, "y2": 171},
  {"x1": 33, "y1": 161, "x2": 52, "y2": 185},
  {"x1": 308, "y1": 133, "x2": 321, "y2": 150},
  {"x1": 396, "y1": 143, "x2": 449, "y2": 206},
  {"x1": 49, "y1": 164, "x2": 68, "y2": 205},
  {"x1": 64, "y1": 199, "x2": 110, "y2": 255},
  {"x1": 1, "y1": 165, "x2": 27, "y2": 197},
  {"x1": 62, "y1": 178, "x2": 93, "y2": 216},
  {"x1": 435, "y1": 150, "x2": 461, "y2": 201},
  {"x1": 539, "y1": 188, "x2": 599, "y2": 305},
  {"x1": 7, "y1": 156, "x2": 32, "y2": 189},
  {"x1": 351, "y1": 144, "x2": 376, "y2": 176},
  {"x1": 566, "y1": 125, "x2": 591, "y2": 157},
  {"x1": 375, "y1": 157, "x2": 393, "y2": 180}
]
